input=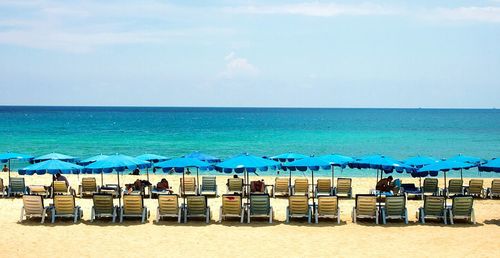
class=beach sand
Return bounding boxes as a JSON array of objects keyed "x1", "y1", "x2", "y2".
[{"x1": 1, "y1": 173, "x2": 499, "y2": 258}]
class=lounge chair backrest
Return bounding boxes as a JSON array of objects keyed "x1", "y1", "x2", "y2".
[
  {"x1": 423, "y1": 178, "x2": 438, "y2": 193},
  {"x1": 54, "y1": 195, "x2": 76, "y2": 215},
  {"x1": 187, "y1": 196, "x2": 207, "y2": 215},
  {"x1": 158, "y1": 195, "x2": 179, "y2": 215},
  {"x1": 250, "y1": 194, "x2": 271, "y2": 215},
  {"x1": 294, "y1": 178, "x2": 308, "y2": 193},
  {"x1": 316, "y1": 179, "x2": 331, "y2": 193},
  {"x1": 222, "y1": 195, "x2": 242, "y2": 215},
  {"x1": 355, "y1": 195, "x2": 377, "y2": 216},
  {"x1": 82, "y1": 177, "x2": 97, "y2": 192},
  {"x1": 201, "y1": 177, "x2": 216, "y2": 191},
  {"x1": 22, "y1": 195, "x2": 44, "y2": 215},
  {"x1": 448, "y1": 179, "x2": 463, "y2": 193},
  {"x1": 423, "y1": 196, "x2": 445, "y2": 216},
  {"x1": 180, "y1": 177, "x2": 196, "y2": 192},
  {"x1": 29, "y1": 185, "x2": 46, "y2": 194},
  {"x1": 123, "y1": 195, "x2": 144, "y2": 215},
  {"x1": 275, "y1": 178, "x2": 289, "y2": 192},
  {"x1": 0, "y1": 178, "x2": 3, "y2": 190},
  {"x1": 451, "y1": 196, "x2": 473, "y2": 216},
  {"x1": 318, "y1": 196, "x2": 338, "y2": 215},
  {"x1": 10, "y1": 177, "x2": 25, "y2": 192},
  {"x1": 385, "y1": 196, "x2": 405, "y2": 216},
  {"x1": 468, "y1": 179, "x2": 483, "y2": 194},
  {"x1": 93, "y1": 194, "x2": 114, "y2": 214},
  {"x1": 228, "y1": 178, "x2": 243, "y2": 192},
  {"x1": 289, "y1": 195, "x2": 309, "y2": 215},
  {"x1": 492, "y1": 179, "x2": 500, "y2": 193},
  {"x1": 336, "y1": 178, "x2": 351, "y2": 194},
  {"x1": 53, "y1": 181, "x2": 68, "y2": 193}
]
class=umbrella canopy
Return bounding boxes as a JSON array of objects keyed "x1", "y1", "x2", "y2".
[
  {"x1": 479, "y1": 158, "x2": 500, "y2": 173},
  {"x1": 183, "y1": 151, "x2": 221, "y2": 163},
  {"x1": 155, "y1": 158, "x2": 212, "y2": 172},
  {"x1": 214, "y1": 154, "x2": 280, "y2": 173},
  {"x1": 0, "y1": 152, "x2": 34, "y2": 163},
  {"x1": 448, "y1": 154, "x2": 482, "y2": 165},
  {"x1": 416, "y1": 160, "x2": 476, "y2": 177},
  {"x1": 283, "y1": 157, "x2": 331, "y2": 171},
  {"x1": 136, "y1": 153, "x2": 170, "y2": 163},
  {"x1": 349, "y1": 155, "x2": 415, "y2": 173},
  {"x1": 18, "y1": 159, "x2": 83, "y2": 175},
  {"x1": 78, "y1": 154, "x2": 109, "y2": 166},
  {"x1": 83, "y1": 154, "x2": 151, "y2": 173},
  {"x1": 33, "y1": 152, "x2": 78, "y2": 163},
  {"x1": 403, "y1": 156, "x2": 438, "y2": 168},
  {"x1": 270, "y1": 152, "x2": 308, "y2": 162},
  {"x1": 319, "y1": 154, "x2": 354, "y2": 168}
]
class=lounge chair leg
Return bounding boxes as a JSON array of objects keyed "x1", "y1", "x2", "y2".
[
  {"x1": 404, "y1": 209, "x2": 408, "y2": 224},
  {"x1": 247, "y1": 209, "x2": 250, "y2": 223},
  {"x1": 51, "y1": 209, "x2": 55, "y2": 224},
  {"x1": 120, "y1": 208, "x2": 124, "y2": 223},
  {"x1": 315, "y1": 211, "x2": 318, "y2": 224},
  {"x1": 352, "y1": 208, "x2": 356, "y2": 223},
  {"x1": 156, "y1": 207, "x2": 160, "y2": 223},
  {"x1": 337, "y1": 210, "x2": 340, "y2": 224},
  {"x1": 112, "y1": 207, "x2": 116, "y2": 223},
  {"x1": 219, "y1": 207, "x2": 222, "y2": 223},
  {"x1": 382, "y1": 212, "x2": 386, "y2": 225},
  {"x1": 240, "y1": 209, "x2": 244, "y2": 223},
  {"x1": 444, "y1": 210, "x2": 447, "y2": 225},
  {"x1": 472, "y1": 209, "x2": 476, "y2": 224},
  {"x1": 307, "y1": 208, "x2": 311, "y2": 224},
  {"x1": 184, "y1": 208, "x2": 187, "y2": 223},
  {"x1": 206, "y1": 207, "x2": 210, "y2": 224},
  {"x1": 269, "y1": 208, "x2": 273, "y2": 224},
  {"x1": 41, "y1": 208, "x2": 46, "y2": 224},
  {"x1": 19, "y1": 207, "x2": 24, "y2": 223},
  {"x1": 286, "y1": 207, "x2": 290, "y2": 223},
  {"x1": 177, "y1": 209, "x2": 182, "y2": 224}
]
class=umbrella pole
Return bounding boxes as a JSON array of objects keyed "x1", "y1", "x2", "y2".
[
  {"x1": 182, "y1": 169, "x2": 186, "y2": 213},
  {"x1": 146, "y1": 166, "x2": 150, "y2": 182},
  {"x1": 8, "y1": 159, "x2": 11, "y2": 185},
  {"x1": 460, "y1": 168, "x2": 463, "y2": 181},
  {"x1": 331, "y1": 166, "x2": 335, "y2": 190},
  {"x1": 196, "y1": 167, "x2": 199, "y2": 195},
  {"x1": 443, "y1": 171, "x2": 447, "y2": 207},
  {"x1": 289, "y1": 169, "x2": 292, "y2": 195},
  {"x1": 117, "y1": 171, "x2": 121, "y2": 208},
  {"x1": 312, "y1": 169, "x2": 315, "y2": 214},
  {"x1": 101, "y1": 171, "x2": 104, "y2": 186}
]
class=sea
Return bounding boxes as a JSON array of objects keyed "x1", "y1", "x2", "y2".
[{"x1": 0, "y1": 106, "x2": 498, "y2": 178}]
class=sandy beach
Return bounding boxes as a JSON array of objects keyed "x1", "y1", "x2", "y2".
[{"x1": 1, "y1": 173, "x2": 499, "y2": 258}]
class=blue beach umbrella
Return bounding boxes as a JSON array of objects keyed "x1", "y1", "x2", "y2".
[
  {"x1": 478, "y1": 158, "x2": 500, "y2": 173},
  {"x1": 19, "y1": 159, "x2": 83, "y2": 175},
  {"x1": 284, "y1": 156, "x2": 332, "y2": 211},
  {"x1": 136, "y1": 153, "x2": 170, "y2": 182},
  {"x1": 447, "y1": 154, "x2": 482, "y2": 180},
  {"x1": 349, "y1": 155, "x2": 415, "y2": 184},
  {"x1": 320, "y1": 154, "x2": 354, "y2": 188},
  {"x1": 155, "y1": 157, "x2": 212, "y2": 198},
  {"x1": 183, "y1": 151, "x2": 221, "y2": 163},
  {"x1": 269, "y1": 152, "x2": 309, "y2": 162},
  {"x1": 403, "y1": 156, "x2": 438, "y2": 189},
  {"x1": 418, "y1": 160, "x2": 476, "y2": 205},
  {"x1": 84, "y1": 154, "x2": 151, "y2": 207},
  {"x1": 215, "y1": 154, "x2": 280, "y2": 195},
  {"x1": 33, "y1": 152, "x2": 79, "y2": 163},
  {"x1": 0, "y1": 152, "x2": 34, "y2": 184},
  {"x1": 79, "y1": 154, "x2": 110, "y2": 166}
]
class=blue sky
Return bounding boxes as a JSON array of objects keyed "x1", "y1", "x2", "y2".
[{"x1": 0, "y1": 0, "x2": 499, "y2": 108}]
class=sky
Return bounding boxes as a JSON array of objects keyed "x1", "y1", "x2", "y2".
[{"x1": 0, "y1": 0, "x2": 499, "y2": 108}]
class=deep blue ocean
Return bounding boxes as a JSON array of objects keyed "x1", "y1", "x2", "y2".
[{"x1": 0, "y1": 106, "x2": 498, "y2": 177}]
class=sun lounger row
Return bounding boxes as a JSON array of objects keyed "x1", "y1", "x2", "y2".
[{"x1": 401, "y1": 178, "x2": 494, "y2": 199}]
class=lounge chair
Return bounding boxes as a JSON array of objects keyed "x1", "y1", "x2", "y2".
[
  {"x1": 381, "y1": 196, "x2": 408, "y2": 224},
  {"x1": 0, "y1": 178, "x2": 6, "y2": 197},
  {"x1": 352, "y1": 194, "x2": 378, "y2": 224},
  {"x1": 272, "y1": 177, "x2": 290, "y2": 197},
  {"x1": 28, "y1": 185, "x2": 50, "y2": 197},
  {"x1": 226, "y1": 178, "x2": 244, "y2": 195},
  {"x1": 446, "y1": 179, "x2": 464, "y2": 197},
  {"x1": 91, "y1": 193, "x2": 118, "y2": 223},
  {"x1": 247, "y1": 194, "x2": 273, "y2": 223},
  {"x1": 417, "y1": 196, "x2": 447, "y2": 224},
  {"x1": 448, "y1": 196, "x2": 475, "y2": 224},
  {"x1": 180, "y1": 177, "x2": 197, "y2": 196},
  {"x1": 184, "y1": 195, "x2": 211, "y2": 223},
  {"x1": 466, "y1": 179, "x2": 484, "y2": 198},
  {"x1": 401, "y1": 183, "x2": 423, "y2": 199},
  {"x1": 315, "y1": 196, "x2": 340, "y2": 224},
  {"x1": 292, "y1": 178, "x2": 309, "y2": 196},
  {"x1": 52, "y1": 181, "x2": 73, "y2": 196},
  {"x1": 487, "y1": 179, "x2": 500, "y2": 199},
  {"x1": 79, "y1": 177, "x2": 99, "y2": 197},
  {"x1": 51, "y1": 195, "x2": 82, "y2": 223},
  {"x1": 286, "y1": 195, "x2": 312, "y2": 223},
  {"x1": 315, "y1": 179, "x2": 333, "y2": 197},
  {"x1": 120, "y1": 194, "x2": 149, "y2": 223},
  {"x1": 19, "y1": 195, "x2": 51, "y2": 223},
  {"x1": 219, "y1": 194, "x2": 244, "y2": 223},
  {"x1": 334, "y1": 178, "x2": 352, "y2": 198},
  {"x1": 100, "y1": 184, "x2": 120, "y2": 197},
  {"x1": 250, "y1": 180, "x2": 268, "y2": 194},
  {"x1": 156, "y1": 194, "x2": 182, "y2": 223},
  {"x1": 422, "y1": 178, "x2": 440, "y2": 196},
  {"x1": 200, "y1": 176, "x2": 218, "y2": 197},
  {"x1": 8, "y1": 177, "x2": 28, "y2": 197}
]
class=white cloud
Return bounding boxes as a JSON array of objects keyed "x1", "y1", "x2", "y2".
[
  {"x1": 430, "y1": 6, "x2": 500, "y2": 23},
  {"x1": 223, "y1": 2, "x2": 399, "y2": 17},
  {"x1": 219, "y1": 52, "x2": 259, "y2": 79}
]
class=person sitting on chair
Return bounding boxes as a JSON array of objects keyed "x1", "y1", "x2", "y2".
[
  {"x1": 156, "y1": 178, "x2": 173, "y2": 194},
  {"x1": 376, "y1": 176, "x2": 394, "y2": 193}
]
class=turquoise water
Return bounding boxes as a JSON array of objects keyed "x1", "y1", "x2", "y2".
[{"x1": 0, "y1": 106, "x2": 498, "y2": 177}]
